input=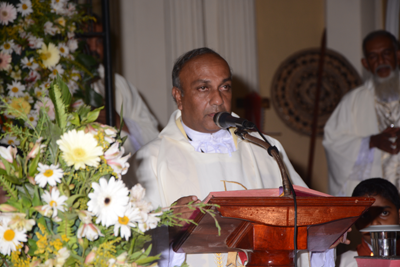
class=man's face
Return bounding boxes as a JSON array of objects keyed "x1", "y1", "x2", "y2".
[
  {"x1": 362, "y1": 36, "x2": 399, "y2": 78},
  {"x1": 356, "y1": 194, "x2": 400, "y2": 244},
  {"x1": 172, "y1": 54, "x2": 232, "y2": 133}
]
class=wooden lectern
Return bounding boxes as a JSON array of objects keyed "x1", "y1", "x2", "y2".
[{"x1": 172, "y1": 186, "x2": 375, "y2": 267}]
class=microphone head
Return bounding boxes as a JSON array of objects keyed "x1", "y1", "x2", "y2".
[{"x1": 213, "y1": 112, "x2": 230, "y2": 129}]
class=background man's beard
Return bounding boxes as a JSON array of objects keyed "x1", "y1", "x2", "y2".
[{"x1": 373, "y1": 66, "x2": 400, "y2": 102}]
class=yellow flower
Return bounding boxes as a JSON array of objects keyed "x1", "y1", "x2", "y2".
[
  {"x1": 37, "y1": 43, "x2": 60, "y2": 68},
  {"x1": 57, "y1": 129, "x2": 103, "y2": 170},
  {"x1": 9, "y1": 97, "x2": 31, "y2": 117}
]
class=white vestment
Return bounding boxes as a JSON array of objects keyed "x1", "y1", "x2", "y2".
[
  {"x1": 92, "y1": 65, "x2": 159, "y2": 156},
  {"x1": 126, "y1": 109, "x2": 319, "y2": 267},
  {"x1": 323, "y1": 79, "x2": 384, "y2": 196},
  {"x1": 336, "y1": 250, "x2": 358, "y2": 267}
]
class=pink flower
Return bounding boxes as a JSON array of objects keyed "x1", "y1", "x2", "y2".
[
  {"x1": 77, "y1": 223, "x2": 103, "y2": 241},
  {"x1": 0, "y1": 145, "x2": 17, "y2": 163},
  {"x1": 27, "y1": 137, "x2": 45, "y2": 160},
  {"x1": 0, "y1": 52, "x2": 11, "y2": 71},
  {"x1": 34, "y1": 97, "x2": 55, "y2": 120},
  {"x1": 0, "y1": 2, "x2": 17, "y2": 25},
  {"x1": 104, "y1": 143, "x2": 131, "y2": 178}
]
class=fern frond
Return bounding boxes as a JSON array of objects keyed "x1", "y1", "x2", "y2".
[
  {"x1": 57, "y1": 215, "x2": 75, "y2": 239},
  {"x1": 0, "y1": 175, "x2": 19, "y2": 200}
]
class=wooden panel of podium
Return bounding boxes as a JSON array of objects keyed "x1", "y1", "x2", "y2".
[{"x1": 172, "y1": 187, "x2": 375, "y2": 266}]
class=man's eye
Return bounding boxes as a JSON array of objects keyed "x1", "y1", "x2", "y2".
[
  {"x1": 381, "y1": 210, "x2": 390, "y2": 216},
  {"x1": 221, "y1": 84, "x2": 231, "y2": 90},
  {"x1": 198, "y1": 86, "x2": 207, "y2": 91}
]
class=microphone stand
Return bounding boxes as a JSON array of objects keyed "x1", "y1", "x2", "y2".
[
  {"x1": 234, "y1": 128, "x2": 293, "y2": 197},
  {"x1": 234, "y1": 127, "x2": 298, "y2": 267}
]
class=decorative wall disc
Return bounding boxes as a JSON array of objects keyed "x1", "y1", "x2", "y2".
[{"x1": 271, "y1": 48, "x2": 362, "y2": 136}]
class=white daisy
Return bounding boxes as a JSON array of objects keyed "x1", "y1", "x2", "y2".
[
  {"x1": 13, "y1": 44, "x2": 21, "y2": 55},
  {"x1": 87, "y1": 177, "x2": 129, "y2": 227},
  {"x1": 42, "y1": 188, "x2": 68, "y2": 218},
  {"x1": 58, "y1": 43, "x2": 69, "y2": 57},
  {"x1": 43, "y1": 21, "x2": 57, "y2": 35},
  {"x1": 67, "y1": 39, "x2": 78, "y2": 53},
  {"x1": 35, "y1": 163, "x2": 64, "y2": 188},
  {"x1": 22, "y1": 92, "x2": 33, "y2": 103},
  {"x1": 1, "y1": 40, "x2": 14, "y2": 54},
  {"x1": 0, "y1": 2, "x2": 17, "y2": 26},
  {"x1": 24, "y1": 70, "x2": 41, "y2": 85},
  {"x1": 27, "y1": 36, "x2": 44, "y2": 49},
  {"x1": 7, "y1": 81, "x2": 25, "y2": 97},
  {"x1": 139, "y1": 212, "x2": 161, "y2": 232},
  {"x1": 113, "y1": 206, "x2": 141, "y2": 240},
  {"x1": 0, "y1": 218, "x2": 27, "y2": 255},
  {"x1": 67, "y1": 80, "x2": 78, "y2": 95},
  {"x1": 56, "y1": 129, "x2": 103, "y2": 170},
  {"x1": 21, "y1": 57, "x2": 38, "y2": 70},
  {"x1": 10, "y1": 69, "x2": 22, "y2": 80},
  {"x1": 25, "y1": 109, "x2": 39, "y2": 128},
  {"x1": 33, "y1": 87, "x2": 46, "y2": 98},
  {"x1": 49, "y1": 64, "x2": 64, "y2": 79},
  {"x1": 51, "y1": 0, "x2": 67, "y2": 15},
  {"x1": 66, "y1": 3, "x2": 77, "y2": 16},
  {"x1": 17, "y1": 0, "x2": 33, "y2": 17}
]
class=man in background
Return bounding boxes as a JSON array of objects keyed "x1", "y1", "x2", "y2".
[{"x1": 324, "y1": 30, "x2": 400, "y2": 196}]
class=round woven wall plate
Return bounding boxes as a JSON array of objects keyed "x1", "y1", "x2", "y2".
[{"x1": 271, "y1": 48, "x2": 362, "y2": 136}]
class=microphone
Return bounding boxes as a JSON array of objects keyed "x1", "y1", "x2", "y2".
[{"x1": 213, "y1": 112, "x2": 255, "y2": 129}]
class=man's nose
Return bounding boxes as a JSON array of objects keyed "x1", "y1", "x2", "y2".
[
  {"x1": 377, "y1": 53, "x2": 385, "y2": 65},
  {"x1": 210, "y1": 89, "x2": 224, "y2": 106},
  {"x1": 371, "y1": 219, "x2": 382, "y2": 225}
]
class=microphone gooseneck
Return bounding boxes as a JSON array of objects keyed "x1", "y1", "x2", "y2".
[{"x1": 213, "y1": 112, "x2": 255, "y2": 129}]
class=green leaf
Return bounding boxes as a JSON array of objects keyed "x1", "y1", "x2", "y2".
[
  {"x1": 75, "y1": 53, "x2": 98, "y2": 69},
  {"x1": 32, "y1": 186, "x2": 41, "y2": 206},
  {"x1": 28, "y1": 151, "x2": 40, "y2": 177},
  {"x1": 70, "y1": 112, "x2": 81, "y2": 126},
  {"x1": 2, "y1": 174, "x2": 23, "y2": 185},
  {"x1": 27, "y1": 239, "x2": 38, "y2": 256},
  {"x1": 49, "y1": 76, "x2": 69, "y2": 130},
  {"x1": 65, "y1": 194, "x2": 85, "y2": 207},
  {"x1": 135, "y1": 256, "x2": 160, "y2": 265},
  {"x1": 82, "y1": 106, "x2": 103, "y2": 124},
  {"x1": 85, "y1": 84, "x2": 103, "y2": 107},
  {"x1": 21, "y1": 196, "x2": 32, "y2": 209}
]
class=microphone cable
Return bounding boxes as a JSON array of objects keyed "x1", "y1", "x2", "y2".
[{"x1": 253, "y1": 126, "x2": 298, "y2": 267}]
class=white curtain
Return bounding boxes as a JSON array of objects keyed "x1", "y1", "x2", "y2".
[{"x1": 164, "y1": 0, "x2": 259, "y2": 116}]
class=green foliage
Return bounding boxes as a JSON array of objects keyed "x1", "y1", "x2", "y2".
[{"x1": 49, "y1": 77, "x2": 70, "y2": 131}]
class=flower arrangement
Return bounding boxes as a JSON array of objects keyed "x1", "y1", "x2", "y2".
[
  {"x1": 0, "y1": 77, "x2": 217, "y2": 266},
  {"x1": 0, "y1": 0, "x2": 102, "y2": 146}
]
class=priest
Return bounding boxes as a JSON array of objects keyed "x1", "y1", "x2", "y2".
[
  {"x1": 323, "y1": 30, "x2": 400, "y2": 196},
  {"x1": 127, "y1": 47, "x2": 337, "y2": 267}
]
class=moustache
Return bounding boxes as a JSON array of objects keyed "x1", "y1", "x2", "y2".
[{"x1": 375, "y1": 64, "x2": 393, "y2": 75}]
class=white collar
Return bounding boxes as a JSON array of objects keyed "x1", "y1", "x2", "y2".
[{"x1": 181, "y1": 121, "x2": 236, "y2": 155}]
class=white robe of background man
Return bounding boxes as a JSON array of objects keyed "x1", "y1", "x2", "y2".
[
  {"x1": 92, "y1": 65, "x2": 159, "y2": 155},
  {"x1": 127, "y1": 109, "x2": 315, "y2": 267},
  {"x1": 323, "y1": 79, "x2": 383, "y2": 196}
]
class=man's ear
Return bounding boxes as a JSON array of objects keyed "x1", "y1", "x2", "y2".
[
  {"x1": 172, "y1": 87, "x2": 183, "y2": 111},
  {"x1": 361, "y1": 58, "x2": 370, "y2": 71},
  {"x1": 398, "y1": 208, "x2": 400, "y2": 223},
  {"x1": 396, "y1": 50, "x2": 400, "y2": 65}
]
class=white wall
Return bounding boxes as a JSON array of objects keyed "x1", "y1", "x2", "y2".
[
  {"x1": 326, "y1": 0, "x2": 383, "y2": 79},
  {"x1": 119, "y1": 0, "x2": 258, "y2": 127}
]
